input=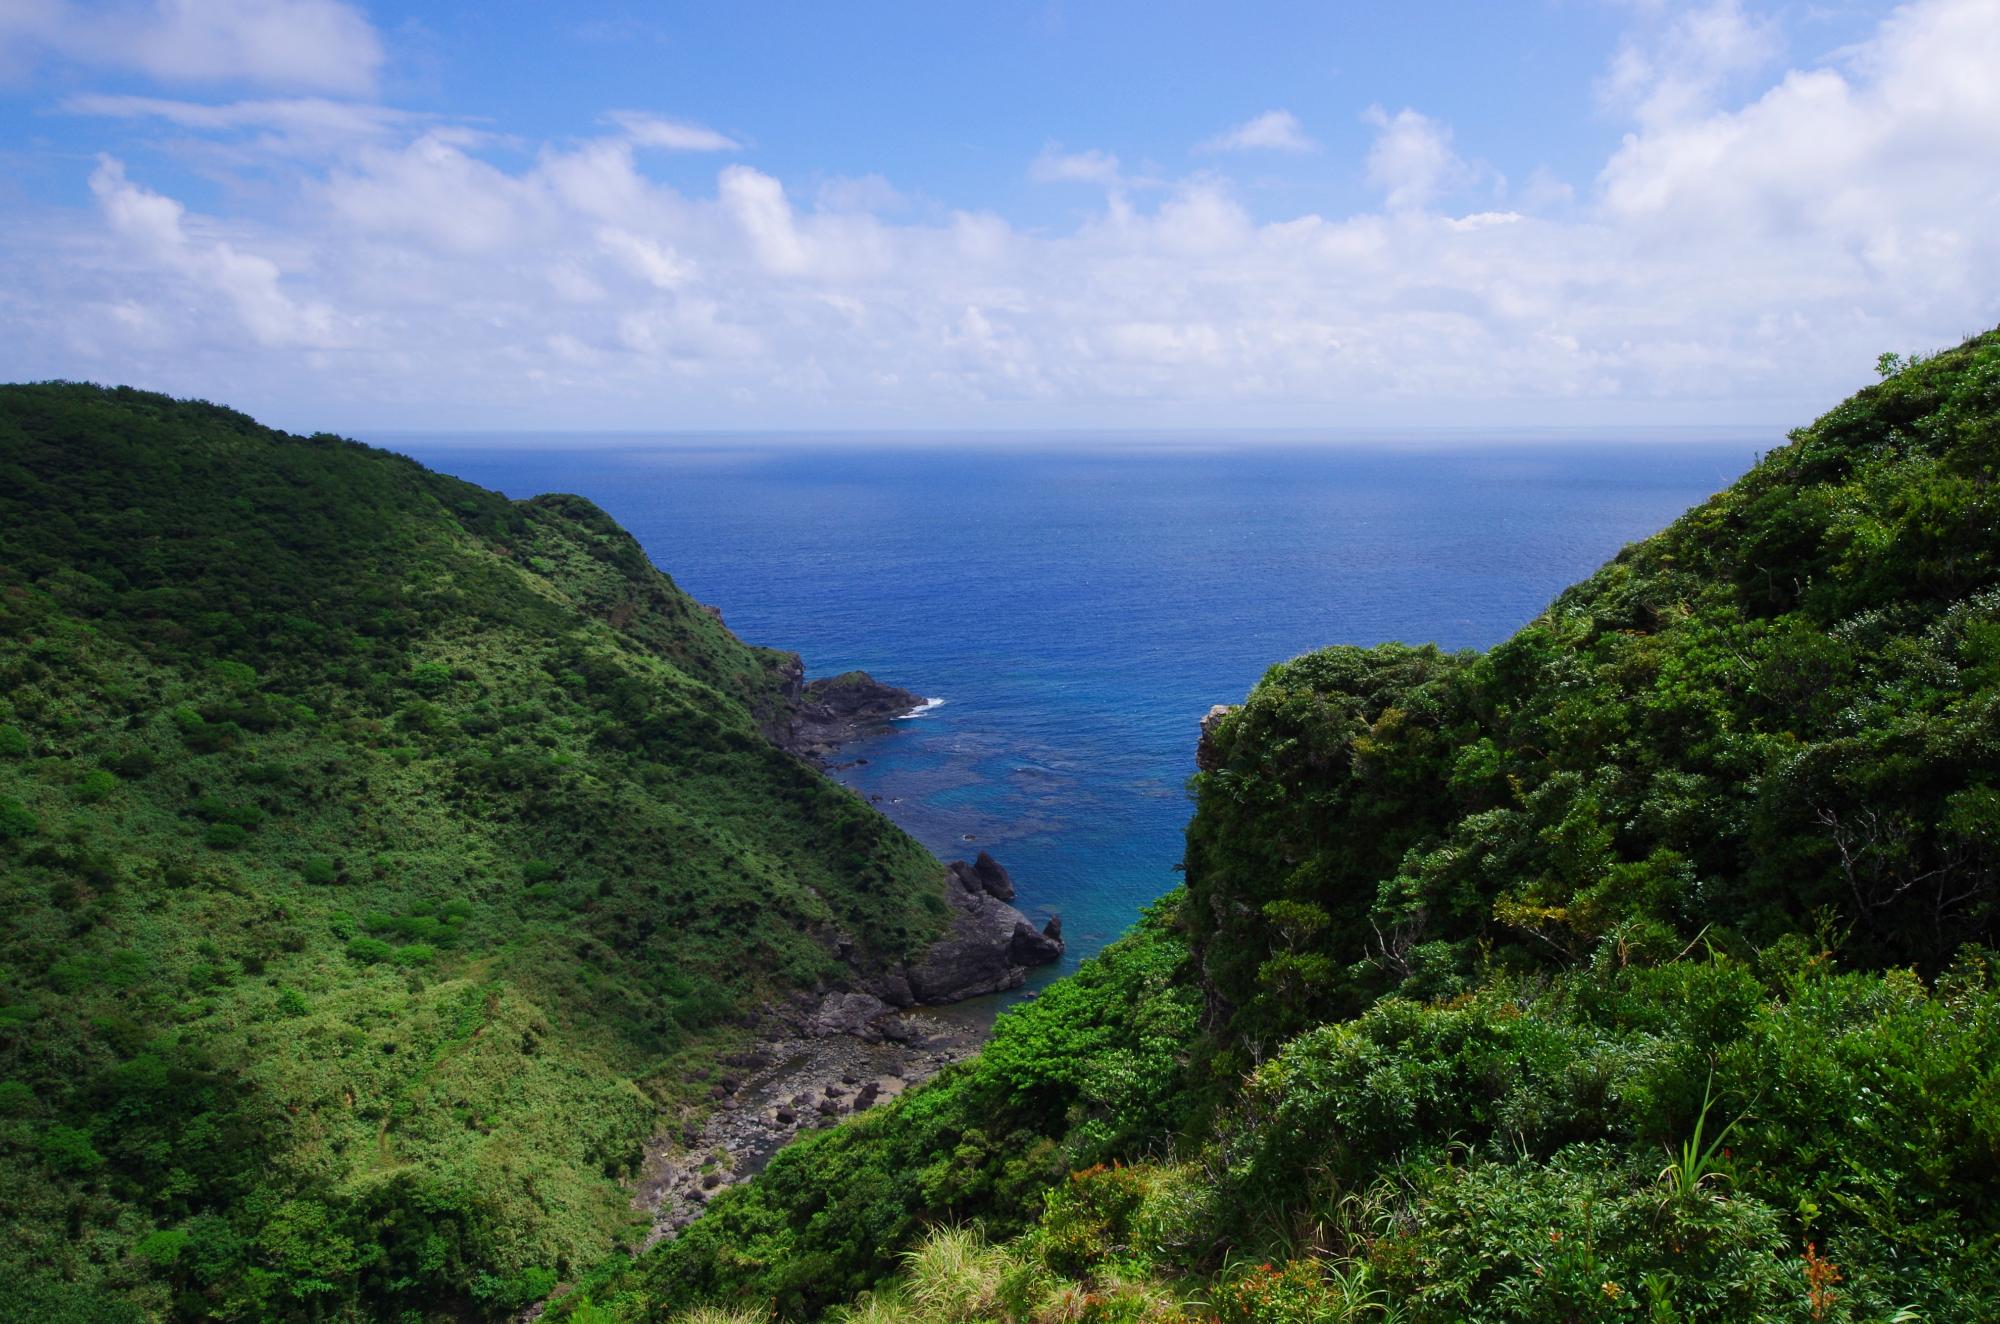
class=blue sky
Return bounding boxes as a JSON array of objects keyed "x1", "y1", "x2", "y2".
[{"x1": 2, "y1": 1, "x2": 1996, "y2": 432}]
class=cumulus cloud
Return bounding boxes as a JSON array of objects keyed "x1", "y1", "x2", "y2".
[
  {"x1": 1362, "y1": 105, "x2": 1475, "y2": 212},
  {"x1": 320, "y1": 133, "x2": 535, "y2": 254},
  {"x1": 2, "y1": 0, "x2": 384, "y2": 94},
  {"x1": 1197, "y1": 109, "x2": 1316, "y2": 154},
  {"x1": 1598, "y1": 0, "x2": 1782, "y2": 128},
  {"x1": 87, "y1": 155, "x2": 340, "y2": 347},
  {"x1": 719, "y1": 165, "x2": 812, "y2": 274},
  {"x1": 3, "y1": 0, "x2": 1997, "y2": 429},
  {"x1": 1599, "y1": 0, "x2": 2000, "y2": 235}
]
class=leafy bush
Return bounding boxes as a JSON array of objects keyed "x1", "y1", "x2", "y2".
[
  {"x1": 1187, "y1": 329, "x2": 2000, "y2": 1052},
  {"x1": 202, "y1": 822, "x2": 249, "y2": 850},
  {"x1": 0, "y1": 795, "x2": 35, "y2": 840},
  {"x1": 38, "y1": 1123, "x2": 105, "y2": 1173},
  {"x1": 345, "y1": 936, "x2": 394, "y2": 965}
]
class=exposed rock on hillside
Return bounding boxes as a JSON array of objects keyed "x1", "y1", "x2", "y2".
[{"x1": 1197, "y1": 703, "x2": 1237, "y2": 771}]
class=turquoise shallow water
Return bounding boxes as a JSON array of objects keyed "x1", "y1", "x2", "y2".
[{"x1": 382, "y1": 434, "x2": 1763, "y2": 988}]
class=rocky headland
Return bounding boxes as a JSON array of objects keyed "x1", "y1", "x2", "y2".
[
  {"x1": 762, "y1": 653, "x2": 931, "y2": 759},
  {"x1": 906, "y1": 852, "x2": 1064, "y2": 1001}
]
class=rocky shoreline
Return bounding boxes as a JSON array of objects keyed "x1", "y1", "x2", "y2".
[
  {"x1": 905, "y1": 852, "x2": 1064, "y2": 1002},
  {"x1": 624, "y1": 664, "x2": 1063, "y2": 1253},
  {"x1": 627, "y1": 851, "x2": 1057, "y2": 1253}
]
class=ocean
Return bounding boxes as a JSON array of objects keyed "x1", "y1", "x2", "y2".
[{"x1": 382, "y1": 433, "x2": 1765, "y2": 990}]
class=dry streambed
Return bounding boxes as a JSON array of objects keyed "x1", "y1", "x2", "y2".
[{"x1": 634, "y1": 996, "x2": 987, "y2": 1247}]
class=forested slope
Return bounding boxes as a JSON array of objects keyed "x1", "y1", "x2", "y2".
[
  {"x1": 578, "y1": 332, "x2": 2000, "y2": 1323},
  {"x1": 0, "y1": 384, "x2": 948, "y2": 1321}
]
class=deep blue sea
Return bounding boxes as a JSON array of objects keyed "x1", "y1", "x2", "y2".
[{"x1": 381, "y1": 434, "x2": 1764, "y2": 989}]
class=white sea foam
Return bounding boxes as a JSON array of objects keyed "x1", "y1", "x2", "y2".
[{"x1": 896, "y1": 697, "x2": 947, "y2": 719}]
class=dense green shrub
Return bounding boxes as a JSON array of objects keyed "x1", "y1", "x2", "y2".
[
  {"x1": 0, "y1": 794, "x2": 35, "y2": 839},
  {"x1": 201, "y1": 822, "x2": 249, "y2": 850},
  {"x1": 75, "y1": 769, "x2": 117, "y2": 803},
  {"x1": 345, "y1": 936, "x2": 394, "y2": 965}
]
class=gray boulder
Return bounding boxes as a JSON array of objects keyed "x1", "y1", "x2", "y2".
[
  {"x1": 1009, "y1": 918, "x2": 1062, "y2": 965},
  {"x1": 906, "y1": 856, "x2": 1064, "y2": 1003},
  {"x1": 806, "y1": 991, "x2": 893, "y2": 1040}
]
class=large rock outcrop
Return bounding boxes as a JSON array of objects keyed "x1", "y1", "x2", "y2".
[{"x1": 901, "y1": 855, "x2": 1063, "y2": 1003}]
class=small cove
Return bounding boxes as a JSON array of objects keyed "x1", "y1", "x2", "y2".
[{"x1": 386, "y1": 433, "x2": 1765, "y2": 994}]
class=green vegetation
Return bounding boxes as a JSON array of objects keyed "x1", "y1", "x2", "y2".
[
  {"x1": 0, "y1": 383, "x2": 949, "y2": 1320},
  {"x1": 572, "y1": 330, "x2": 2000, "y2": 1322}
]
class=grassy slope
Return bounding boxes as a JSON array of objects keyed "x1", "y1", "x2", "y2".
[
  {"x1": 0, "y1": 384, "x2": 947, "y2": 1321},
  {"x1": 584, "y1": 332, "x2": 2000, "y2": 1322}
]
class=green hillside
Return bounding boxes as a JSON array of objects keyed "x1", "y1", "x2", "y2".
[
  {"x1": 576, "y1": 332, "x2": 2000, "y2": 1322},
  {"x1": 0, "y1": 384, "x2": 947, "y2": 1321}
]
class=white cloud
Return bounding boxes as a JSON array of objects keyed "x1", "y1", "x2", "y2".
[
  {"x1": 87, "y1": 155, "x2": 340, "y2": 347},
  {"x1": 320, "y1": 133, "x2": 536, "y2": 253},
  {"x1": 3, "y1": 0, "x2": 384, "y2": 94},
  {"x1": 1362, "y1": 106, "x2": 1473, "y2": 211},
  {"x1": 596, "y1": 227, "x2": 695, "y2": 290},
  {"x1": 1598, "y1": 0, "x2": 1782, "y2": 128},
  {"x1": 4, "y1": 0, "x2": 1997, "y2": 429},
  {"x1": 604, "y1": 110, "x2": 741, "y2": 152},
  {"x1": 719, "y1": 164, "x2": 812, "y2": 275},
  {"x1": 1030, "y1": 143, "x2": 1123, "y2": 185},
  {"x1": 61, "y1": 93, "x2": 414, "y2": 136},
  {"x1": 1197, "y1": 109, "x2": 1316, "y2": 154},
  {"x1": 1598, "y1": 0, "x2": 2000, "y2": 252}
]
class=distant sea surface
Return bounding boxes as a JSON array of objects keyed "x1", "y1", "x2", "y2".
[{"x1": 381, "y1": 433, "x2": 1764, "y2": 986}]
